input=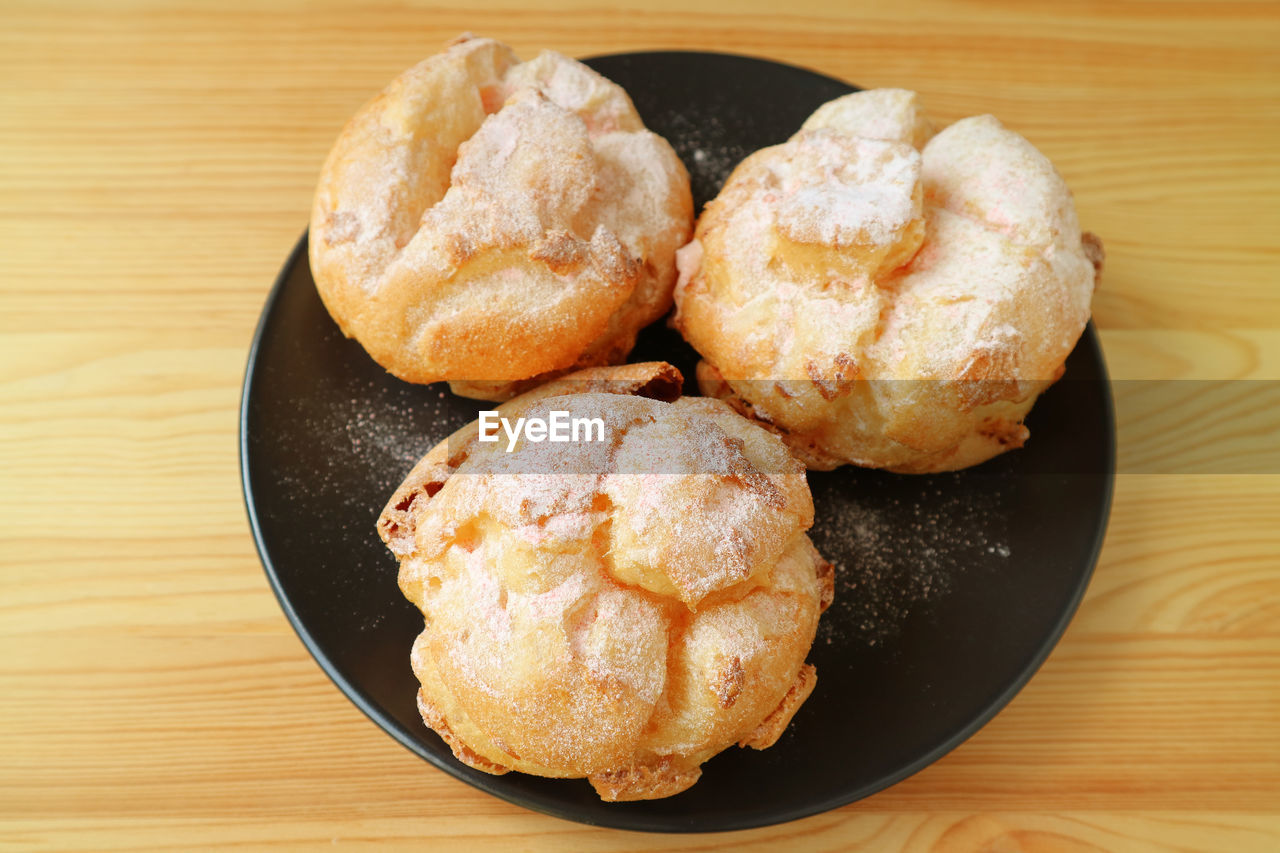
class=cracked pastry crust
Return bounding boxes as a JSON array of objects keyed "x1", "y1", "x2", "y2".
[
  {"x1": 377, "y1": 362, "x2": 832, "y2": 800},
  {"x1": 310, "y1": 35, "x2": 693, "y2": 401},
  {"x1": 672, "y1": 89, "x2": 1103, "y2": 472}
]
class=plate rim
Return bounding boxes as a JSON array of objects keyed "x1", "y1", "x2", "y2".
[{"x1": 239, "y1": 49, "x2": 1117, "y2": 833}]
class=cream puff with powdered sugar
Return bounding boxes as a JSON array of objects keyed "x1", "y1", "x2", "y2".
[
  {"x1": 377, "y1": 363, "x2": 833, "y2": 800},
  {"x1": 673, "y1": 89, "x2": 1103, "y2": 472},
  {"x1": 310, "y1": 35, "x2": 693, "y2": 400}
]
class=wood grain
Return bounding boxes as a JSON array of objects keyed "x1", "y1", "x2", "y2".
[{"x1": 2, "y1": 1, "x2": 1278, "y2": 850}]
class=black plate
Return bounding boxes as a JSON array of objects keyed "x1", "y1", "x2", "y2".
[{"x1": 240, "y1": 51, "x2": 1115, "y2": 832}]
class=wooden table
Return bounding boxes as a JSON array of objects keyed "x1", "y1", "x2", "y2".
[{"x1": 3, "y1": 2, "x2": 1277, "y2": 849}]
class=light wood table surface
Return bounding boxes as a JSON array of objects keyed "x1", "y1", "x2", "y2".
[{"x1": 2, "y1": 1, "x2": 1278, "y2": 850}]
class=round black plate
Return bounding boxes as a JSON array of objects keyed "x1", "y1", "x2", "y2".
[{"x1": 240, "y1": 51, "x2": 1115, "y2": 832}]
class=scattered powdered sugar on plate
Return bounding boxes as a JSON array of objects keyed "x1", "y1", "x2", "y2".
[
  {"x1": 262, "y1": 366, "x2": 474, "y2": 631},
  {"x1": 339, "y1": 392, "x2": 443, "y2": 496},
  {"x1": 268, "y1": 358, "x2": 1013, "y2": 641},
  {"x1": 287, "y1": 379, "x2": 455, "y2": 498},
  {"x1": 808, "y1": 471, "x2": 1010, "y2": 648},
  {"x1": 659, "y1": 110, "x2": 749, "y2": 209}
]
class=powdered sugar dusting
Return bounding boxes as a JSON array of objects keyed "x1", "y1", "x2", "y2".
[
  {"x1": 809, "y1": 472, "x2": 1010, "y2": 648},
  {"x1": 772, "y1": 131, "x2": 921, "y2": 251},
  {"x1": 262, "y1": 369, "x2": 467, "y2": 632},
  {"x1": 657, "y1": 110, "x2": 748, "y2": 209}
]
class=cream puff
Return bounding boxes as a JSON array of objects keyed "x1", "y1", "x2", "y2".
[
  {"x1": 673, "y1": 89, "x2": 1103, "y2": 472},
  {"x1": 377, "y1": 363, "x2": 833, "y2": 800},
  {"x1": 311, "y1": 36, "x2": 693, "y2": 400}
]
